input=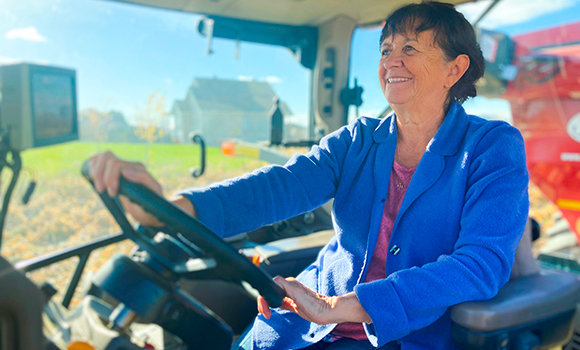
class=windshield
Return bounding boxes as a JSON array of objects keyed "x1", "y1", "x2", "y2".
[{"x1": 0, "y1": 0, "x2": 311, "y2": 304}]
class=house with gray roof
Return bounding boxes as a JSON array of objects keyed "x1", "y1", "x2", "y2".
[{"x1": 171, "y1": 77, "x2": 298, "y2": 146}]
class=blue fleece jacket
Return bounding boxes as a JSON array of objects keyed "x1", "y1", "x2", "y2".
[{"x1": 180, "y1": 102, "x2": 529, "y2": 350}]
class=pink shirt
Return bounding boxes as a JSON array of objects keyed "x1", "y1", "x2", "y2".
[{"x1": 331, "y1": 160, "x2": 416, "y2": 340}]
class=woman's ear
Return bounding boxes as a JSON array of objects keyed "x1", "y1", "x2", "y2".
[{"x1": 445, "y1": 54, "x2": 470, "y2": 89}]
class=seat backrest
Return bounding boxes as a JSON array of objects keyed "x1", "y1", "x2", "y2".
[{"x1": 509, "y1": 218, "x2": 540, "y2": 280}]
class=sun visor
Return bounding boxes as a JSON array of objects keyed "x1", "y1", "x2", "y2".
[{"x1": 197, "y1": 16, "x2": 318, "y2": 70}]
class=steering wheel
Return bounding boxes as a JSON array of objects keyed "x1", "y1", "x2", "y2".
[{"x1": 81, "y1": 161, "x2": 286, "y2": 309}]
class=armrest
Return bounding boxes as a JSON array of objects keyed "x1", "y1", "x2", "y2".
[{"x1": 451, "y1": 271, "x2": 580, "y2": 331}]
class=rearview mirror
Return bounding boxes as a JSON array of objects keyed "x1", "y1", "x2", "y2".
[{"x1": 197, "y1": 17, "x2": 215, "y2": 56}]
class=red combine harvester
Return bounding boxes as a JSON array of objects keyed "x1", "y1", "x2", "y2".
[{"x1": 480, "y1": 22, "x2": 580, "y2": 245}]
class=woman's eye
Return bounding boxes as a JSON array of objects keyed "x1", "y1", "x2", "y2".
[
  {"x1": 404, "y1": 45, "x2": 415, "y2": 52},
  {"x1": 381, "y1": 49, "x2": 391, "y2": 57}
]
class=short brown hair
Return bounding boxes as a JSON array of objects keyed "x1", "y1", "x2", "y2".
[{"x1": 380, "y1": 1, "x2": 485, "y2": 104}]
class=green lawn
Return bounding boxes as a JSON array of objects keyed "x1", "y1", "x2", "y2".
[{"x1": 19, "y1": 141, "x2": 267, "y2": 178}]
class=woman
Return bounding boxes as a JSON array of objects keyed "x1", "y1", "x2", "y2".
[{"x1": 89, "y1": 2, "x2": 529, "y2": 349}]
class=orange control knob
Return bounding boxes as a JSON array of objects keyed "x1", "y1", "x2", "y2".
[
  {"x1": 252, "y1": 254, "x2": 261, "y2": 266},
  {"x1": 67, "y1": 342, "x2": 95, "y2": 350}
]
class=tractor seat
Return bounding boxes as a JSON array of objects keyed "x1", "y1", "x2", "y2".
[{"x1": 451, "y1": 220, "x2": 580, "y2": 349}]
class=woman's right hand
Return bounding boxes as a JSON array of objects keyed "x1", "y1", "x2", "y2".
[{"x1": 88, "y1": 151, "x2": 165, "y2": 226}]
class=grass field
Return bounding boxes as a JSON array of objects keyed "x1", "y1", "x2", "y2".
[{"x1": 19, "y1": 141, "x2": 267, "y2": 178}]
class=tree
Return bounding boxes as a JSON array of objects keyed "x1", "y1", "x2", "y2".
[{"x1": 134, "y1": 91, "x2": 168, "y2": 164}]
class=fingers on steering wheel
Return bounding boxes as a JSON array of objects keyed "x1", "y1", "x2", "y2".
[
  {"x1": 103, "y1": 158, "x2": 126, "y2": 197},
  {"x1": 280, "y1": 297, "x2": 299, "y2": 314},
  {"x1": 90, "y1": 151, "x2": 115, "y2": 193},
  {"x1": 257, "y1": 296, "x2": 271, "y2": 319},
  {"x1": 257, "y1": 277, "x2": 298, "y2": 319}
]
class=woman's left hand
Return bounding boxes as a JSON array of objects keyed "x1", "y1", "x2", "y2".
[{"x1": 258, "y1": 276, "x2": 371, "y2": 325}]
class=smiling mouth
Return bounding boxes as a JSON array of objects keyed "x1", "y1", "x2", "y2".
[{"x1": 387, "y1": 77, "x2": 412, "y2": 83}]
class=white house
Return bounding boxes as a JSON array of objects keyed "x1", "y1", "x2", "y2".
[{"x1": 171, "y1": 77, "x2": 300, "y2": 146}]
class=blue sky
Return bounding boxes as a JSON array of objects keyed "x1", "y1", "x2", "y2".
[{"x1": 1, "y1": 0, "x2": 580, "y2": 126}]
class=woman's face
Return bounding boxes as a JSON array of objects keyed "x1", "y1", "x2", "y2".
[{"x1": 378, "y1": 29, "x2": 454, "y2": 111}]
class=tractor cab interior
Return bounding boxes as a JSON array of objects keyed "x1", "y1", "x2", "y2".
[{"x1": 1, "y1": 0, "x2": 580, "y2": 349}]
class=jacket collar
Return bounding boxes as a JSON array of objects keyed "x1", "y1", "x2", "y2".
[{"x1": 372, "y1": 101, "x2": 469, "y2": 156}]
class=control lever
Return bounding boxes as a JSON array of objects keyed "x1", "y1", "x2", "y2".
[
  {"x1": 41, "y1": 282, "x2": 72, "y2": 344},
  {"x1": 40, "y1": 282, "x2": 58, "y2": 302},
  {"x1": 21, "y1": 167, "x2": 36, "y2": 205}
]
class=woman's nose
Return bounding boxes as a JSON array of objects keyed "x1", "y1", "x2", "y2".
[{"x1": 383, "y1": 52, "x2": 403, "y2": 69}]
